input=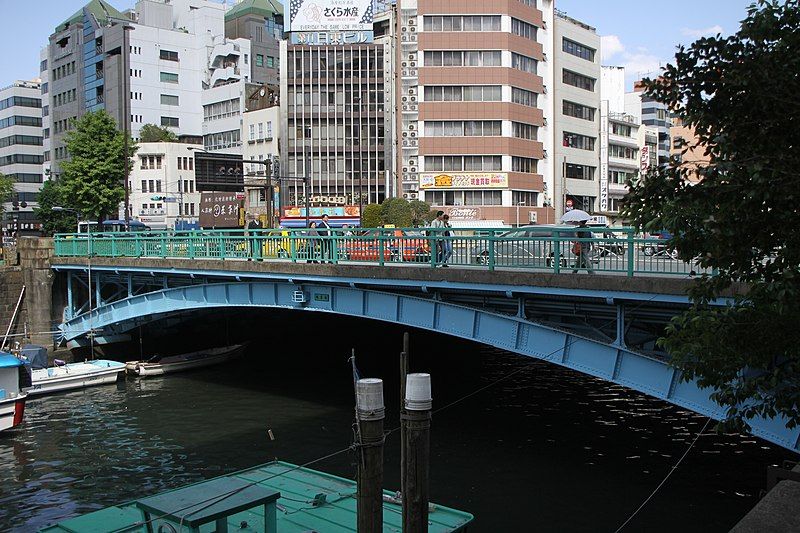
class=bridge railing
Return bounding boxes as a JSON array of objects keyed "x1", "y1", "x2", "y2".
[{"x1": 53, "y1": 227, "x2": 712, "y2": 277}]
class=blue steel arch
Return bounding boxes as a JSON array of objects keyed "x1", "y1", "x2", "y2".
[{"x1": 61, "y1": 281, "x2": 800, "y2": 453}]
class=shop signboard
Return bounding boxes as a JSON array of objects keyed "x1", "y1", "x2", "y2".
[
  {"x1": 283, "y1": 205, "x2": 361, "y2": 218},
  {"x1": 446, "y1": 207, "x2": 481, "y2": 220},
  {"x1": 288, "y1": 0, "x2": 374, "y2": 32},
  {"x1": 290, "y1": 30, "x2": 374, "y2": 45},
  {"x1": 199, "y1": 192, "x2": 243, "y2": 228},
  {"x1": 419, "y1": 173, "x2": 508, "y2": 189}
]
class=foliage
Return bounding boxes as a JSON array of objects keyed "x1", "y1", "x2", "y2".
[
  {"x1": 380, "y1": 197, "x2": 414, "y2": 227},
  {"x1": 139, "y1": 123, "x2": 178, "y2": 143},
  {"x1": 621, "y1": 0, "x2": 800, "y2": 430},
  {"x1": 358, "y1": 204, "x2": 380, "y2": 228},
  {"x1": 34, "y1": 180, "x2": 76, "y2": 235},
  {"x1": 410, "y1": 200, "x2": 433, "y2": 226},
  {"x1": 0, "y1": 173, "x2": 13, "y2": 215},
  {"x1": 60, "y1": 111, "x2": 137, "y2": 221}
]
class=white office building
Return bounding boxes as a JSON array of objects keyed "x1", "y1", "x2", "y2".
[
  {"x1": 128, "y1": 141, "x2": 203, "y2": 229},
  {"x1": 0, "y1": 80, "x2": 44, "y2": 232}
]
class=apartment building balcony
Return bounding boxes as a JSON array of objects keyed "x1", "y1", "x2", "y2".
[
  {"x1": 608, "y1": 133, "x2": 639, "y2": 148},
  {"x1": 210, "y1": 66, "x2": 242, "y2": 87},
  {"x1": 608, "y1": 155, "x2": 639, "y2": 168}
]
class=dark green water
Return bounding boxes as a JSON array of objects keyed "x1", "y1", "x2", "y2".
[{"x1": 0, "y1": 310, "x2": 790, "y2": 531}]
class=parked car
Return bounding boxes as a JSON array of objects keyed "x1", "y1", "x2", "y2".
[
  {"x1": 641, "y1": 230, "x2": 675, "y2": 257},
  {"x1": 472, "y1": 225, "x2": 577, "y2": 268},
  {"x1": 344, "y1": 229, "x2": 431, "y2": 263}
]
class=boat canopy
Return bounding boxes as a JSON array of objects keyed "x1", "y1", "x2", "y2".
[
  {"x1": 20, "y1": 344, "x2": 48, "y2": 370},
  {"x1": 0, "y1": 352, "x2": 25, "y2": 368}
]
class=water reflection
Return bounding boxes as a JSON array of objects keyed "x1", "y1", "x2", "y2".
[{"x1": 0, "y1": 313, "x2": 790, "y2": 532}]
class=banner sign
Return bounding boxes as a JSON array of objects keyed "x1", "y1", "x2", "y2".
[
  {"x1": 291, "y1": 30, "x2": 374, "y2": 45},
  {"x1": 446, "y1": 207, "x2": 481, "y2": 220},
  {"x1": 199, "y1": 192, "x2": 243, "y2": 228},
  {"x1": 283, "y1": 205, "x2": 361, "y2": 217},
  {"x1": 288, "y1": 0, "x2": 374, "y2": 32},
  {"x1": 419, "y1": 173, "x2": 508, "y2": 189},
  {"x1": 599, "y1": 101, "x2": 609, "y2": 212},
  {"x1": 640, "y1": 146, "x2": 651, "y2": 173}
]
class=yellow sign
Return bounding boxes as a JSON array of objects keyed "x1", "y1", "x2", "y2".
[{"x1": 420, "y1": 173, "x2": 509, "y2": 189}]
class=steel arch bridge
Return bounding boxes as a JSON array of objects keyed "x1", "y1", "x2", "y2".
[{"x1": 59, "y1": 280, "x2": 800, "y2": 453}]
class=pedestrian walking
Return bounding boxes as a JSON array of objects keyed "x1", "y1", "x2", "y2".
[
  {"x1": 246, "y1": 217, "x2": 262, "y2": 261},
  {"x1": 306, "y1": 222, "x2": 320, "y2": 263},
  {"x1": 318, "y1": 213, "x2": 334, "y2": 263},
  {"x1": 430, "y1": 210, "x2": 445, "y2": 266},
  {"x1": 441, "y1": 214, "x2": 453, "y2": 267},
  {"x1": 571, "y1": 220, "x2": 594, "y2": 274}
]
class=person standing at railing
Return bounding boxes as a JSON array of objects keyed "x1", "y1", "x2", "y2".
[
  {"x1": 246, "y1": 217, "x2": 262, "y2": 261},
  {"x1": 430, "y1": 210, "x2": 445, "y2": 266},
  {"x1": 318, "y1": 214, "x2": 333, "y2": 264},
  {"x1": 306, "y1": 222, "x2": 320, "y2": 263},
  {"x1": 571, "y1": 220, "x2": 594, "y2": 274},
  {"x1": 441, "y1": 214, "x2": 453, "y2": 267}
]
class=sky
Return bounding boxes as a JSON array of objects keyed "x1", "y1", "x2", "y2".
[{"x1": 0, "y1": 0, "x2": 755, "y2": 87}]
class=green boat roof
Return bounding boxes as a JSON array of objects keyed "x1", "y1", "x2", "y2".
[
  {"x1": 40, "y1": 461, "x2": 474, "y2": 532},
  {"x1": 225, "y1": 0, "x2": 284, "y2": 22},
  {"x1": 56, "y1": 0, "x2": 124, "y2": 33}
]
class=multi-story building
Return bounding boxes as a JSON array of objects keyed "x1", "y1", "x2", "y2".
[
  {"x1": 129, "y1": 141, "x2": 202, "y2": 229},
  {"x1": 0, "y1": 80, "x2": 44, "y2": 232},
  {"x1": 625, "y1": 80, "x2": 672, "y2": 167},
  {"x1": 553, "y1": 9, "x2": 601, "y2": 216},
  {"x1": 44, "y1": 0, "x2": 245, "y2": 181},
  {"x1": 670, "y1": 116, "x2": 707, "y2": 183},
  {"x1": 599, "y1": 100, "x2": 639, "y2": 221},
  {"x1": 242, "y1": 85, "x2": 280, "y2": 221},
  {"x1": 280, "y1": 7, "x2": 396, "y2": 226},
  {"x1": 224, "y1": 0, "x2": 284, "y2": 86},
  {"x1": 409, "y1": 0, "x2": 555, "y2": 226}
]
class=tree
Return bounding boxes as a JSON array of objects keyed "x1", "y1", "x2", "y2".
[
  {"x1": 361, "y1": 203, "x2": 382, "y2": 228},
  {"x1": 410, "y1": 199, "x2": 433, "y2": 227},
  {"x1": 622, "y1": 1, "x2": 800, "y2": 431},
  {"x1": 34, "y1": 180, "x2": 75, "y2": 235},
  {"x1": 380, "y1": 197, "x2": 413, "y2": 227},
  {"x1": 60, "y1": 111, "x2": 137, "y2": 221},
  {"x1": 139, "y1": 123, "x2": 178, "y2": 143},
  {"x1": 0, "y1": 173, "x2": 13, "y2": 215}
]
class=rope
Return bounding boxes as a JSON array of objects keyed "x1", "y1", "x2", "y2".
[{"x1": 613, "y1": 417, "x2": 711, "y2": 532}]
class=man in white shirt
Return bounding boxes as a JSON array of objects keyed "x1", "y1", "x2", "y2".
[{"x1": 431, "y1": 211, "x2": 445, "y2": 265}]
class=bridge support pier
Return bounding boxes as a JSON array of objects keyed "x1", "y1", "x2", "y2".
[{"x1": 17, "y1": 237, "x2": 59, "y2": 347}]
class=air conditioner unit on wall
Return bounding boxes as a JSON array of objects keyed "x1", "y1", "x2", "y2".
[{"x1": 529, "y1": 211, "x2": 538, "y2": 223}]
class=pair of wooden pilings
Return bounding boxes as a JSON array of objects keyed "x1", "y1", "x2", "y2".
[{"x1": 356, "y1": 332, "x2": 432, "y2": 533}]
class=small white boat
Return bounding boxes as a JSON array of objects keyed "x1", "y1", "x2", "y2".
[
  {"x1": 19, "y1": 344, "x2": 125, "y2": 397},
  {"x1": 0, "y1": 352, "x2": 28, "y2": 432},
  {"x1": 126, "y1": 344, "x2": 246, "y2": 377}
]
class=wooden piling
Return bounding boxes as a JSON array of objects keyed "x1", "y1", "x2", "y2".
[{"x1": 356, "y1": 378, "x2": 385, "y2": 533}]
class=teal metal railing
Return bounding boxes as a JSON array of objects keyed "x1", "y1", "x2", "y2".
[{"x1": 53, "y1": 227, "x2": 711, "y2": 277}]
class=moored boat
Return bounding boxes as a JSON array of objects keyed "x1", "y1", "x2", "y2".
[
  {"x1": 0, "y1": 352, "x2": 29, "y2": 432},
  {"x1": 20, "y1": 344, "x2": 125, "y2": 397},
  {"x1": 125, "y1": 343, "x2": 246, "y2": 377}
]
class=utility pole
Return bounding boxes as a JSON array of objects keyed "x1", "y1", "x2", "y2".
[
  {"x1": 402, "y1": 373, "x2": 432, "y2": 532},
  {"x1": 356, "y1": 378, "x2": 385, "y2": 533},
  {"x1": 400, "y1": 333, "x2": 410, "y2": 521},
  {"x1": 122, "y1": 25, "x2": 134, "y2": 227}
]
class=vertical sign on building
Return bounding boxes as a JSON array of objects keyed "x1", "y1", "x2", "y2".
[
  {"x1": 640, "y1": 146, "x2": 651, "y2": 173},
  {"x1": 599, "y1": 100, "x2": 609, "y2": 212}
]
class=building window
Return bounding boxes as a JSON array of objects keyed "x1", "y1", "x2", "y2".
[
  {"x1": 562, "y1": 100, "x2": 596, "y2": 121},
  {"x1": 203, "y1": 129, "x2": 242, "y2": 151},
  {"x1": 424, "y1": 50, "x2": 501, "y2": 67},
  {"x1": 424, "y1": 155, "x2": 502, "y2": 172},
  {"x1": 426, "y1": 120, "x2": 502, "y2": 137},
  {"x1": 203, "y1": 98, "x2": 241, "y2": 121},
  {"x1": 563, "y1": 132, "x2": 596, "y2": 151},
  {"x1": 511, "y1": 53, "x2": 537, "y2": 74},
  {"x1": 422, "y1": 15, "x2": 501, "y2": 32},
  {"x1": 244, "y1": 53, "x2": 248, "y2": 64},
  {"x1": 609, "y1": 169, "x2": 635, "y2": 184},
  {"x1": 255, "y1": 54, "x2": 264, "y2": 67},
  {"x1": 423, "y1": 85, "x2": 501, "y2": 102},
  {"x1": 426, "y1": 190, "x2": 503, "y2": 206},
  {"x1": 511, "y1": 87, "x2": 537, "y2": 107},
  {"x1": 159, "y1": 49, "x2": 179, "y2": 62},
  {"x1": 161, "y1": 116, "x2": 179, "y2": 128},
  {"x1": 160, "y1": 72, "x2": 179, "y2": 83},
  {"x1": 562, "y1": 38, "x2": 596, "y2": 62},
  {"x1": 562, "y1": 69, "x2": 596, "y2": 91},
  {"x1": 267, "y1": 56, "x2": 275, "y2": 68},
  {"x1": 512, "y1": 122, "x2": 538, "y2": 140},
  {"x1": 565, "y1": 163, "x2": 595, "y2": 180},
  {"x1": 266, "y1": 121, "x2": 272, "y2": 138},
  {"x1": 512, "y1": 191, "x2": 538, "y2": 205},
  {"x1": 511, "y1": 18, "x2": 537, "y2": 40},
  {"x1": 609, "y1": 144, "x2": 637, "y2": 159},
  {"x1": 512, "y1": 156, "x2": 538, "y2": 173},
  {"x1": 160, "y1": 94, "x2": 179, "y2": 106},
  {"x1": 612, "y1": 122, "x2": 634, "y2": 137},
  {"x1": 249, "y1": 124, "x2": 255, "y2": 141}
]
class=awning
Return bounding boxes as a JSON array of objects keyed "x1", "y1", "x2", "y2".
[{"x1": 448, "y1": 220, "x2": 508, "y2": 228}]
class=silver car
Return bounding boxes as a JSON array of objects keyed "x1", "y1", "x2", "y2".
[{"x1": 472, "y1": 225, "x2": 577, "y2": 268}]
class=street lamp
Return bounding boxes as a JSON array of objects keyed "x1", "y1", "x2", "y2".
[
  {"x1": 52, "y1": 206, "x2": 81, "y2": 232},
  {"x1": 515, "y1": 200, "x2": 526, "y2": 228}
]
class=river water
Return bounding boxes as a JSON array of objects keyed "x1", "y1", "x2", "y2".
[{"x1": 0, "y1": 309, "x2": 790, "y2": 531}]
